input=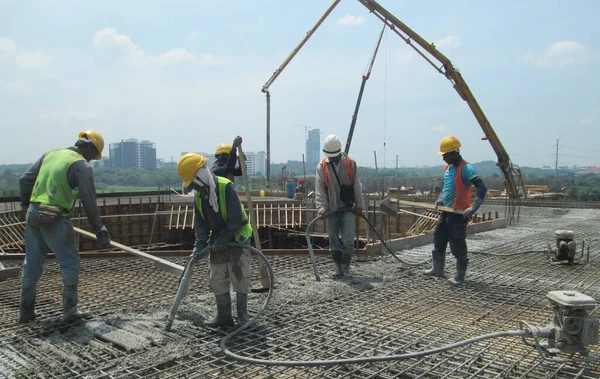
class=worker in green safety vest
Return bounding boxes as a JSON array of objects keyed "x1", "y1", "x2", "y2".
[
  {"x1": 177, "y1": 152, "x2": 253, "y2": 328},
  {"x1": 18, "y1": 131, "x2": 112, "y2": 323}
]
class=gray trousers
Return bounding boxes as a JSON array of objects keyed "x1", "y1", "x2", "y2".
[{"x1": 208, "y1": 244, "x2": 252, "y2": 295}]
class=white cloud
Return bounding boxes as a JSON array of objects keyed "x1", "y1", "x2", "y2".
[
  {"x1": 432, "y1": 124, "x2": 447, "y2": 132},
  {"x1": 0, "y1": 37, "x2": 52, "y2": 70},
  {"x1": 157, "y1": 48, "x2": 195, "y2": 65},
  {"x1": 435, "y1": 35, "x2": 461, "y2": 49},
  {"x1": 0, "y1": 37, "x2": 17, "y2": 55},
  {"x1": 93, "y1": 27, "x2": 220, "y2": 66},
  {"x1": 397, "y1": 50, "x2": 413, "y2": 64},
  {"x1": 198, "y1": 53, "x2": 226, "y2": 66},
  {"x1": 93, "y1": 27, "x2": 144, "y2": 61},
  {"x1": 518, "y1": 52, "x2": 535, "y2": 63},
  {"x1": 2, "y1": 80, "x2": 29, "y2": 93},
  {"x1": 15, "y1": 51, "x2": 52, "y2": 70},
  {"x1": 336, "y1": 15, "x2": 365, "y2": 26},
  {"x1": 536, "y1": 40, "x2": 585, "y2": 68},
  {"x1": 190, "y1": 31, "x2": 200, "y2": 38}
]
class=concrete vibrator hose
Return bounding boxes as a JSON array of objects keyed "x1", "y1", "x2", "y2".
[
  {"x1": 305, "y1": 209, "x2": 430, "y2": 282},
  {"x1": 163, "y1": 226, "x2": 597, "y2": 367},
  {"x1": 165, "y1": 243, "x2": 275, "y2": 332}
]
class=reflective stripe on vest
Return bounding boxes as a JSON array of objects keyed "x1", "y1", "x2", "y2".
[
  {"x1": 444, "y1": 160, "x2": 471, "y2": 211},
  {"x1": 194, "y1": 176, "x2": 252, "y2": 243},
  {"x1": 322, "y1": 157, "x2": 354, "y2": 187},
  {"x1": 30, "y1": 149, "x2": 85, "y2": 213}
]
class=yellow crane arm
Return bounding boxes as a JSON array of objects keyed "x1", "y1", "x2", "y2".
[{"x1": 357, "y1": 0, "x2": 523, "y2": 200}]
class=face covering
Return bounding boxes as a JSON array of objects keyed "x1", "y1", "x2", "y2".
[{"x1": 192, "y1": 166, "x2": 219, "y2": 213}]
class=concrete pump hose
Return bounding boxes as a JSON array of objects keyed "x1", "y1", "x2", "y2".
[
  {"x1": 221, "y1": 328, "x2": 528, "y2": 366},
  {"x1": 165, "y1": 243, "x2": 275, "y2": 332},
  {"x1": 304, "y1": 208, "x2": 429, "y2": 268}
]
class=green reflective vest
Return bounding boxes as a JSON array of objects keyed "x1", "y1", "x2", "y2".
[
  {"x1": 194, "y1": 176, "x2": 252, "y2": 243},
  {"x1": 30, "y1": 149, "x2": 85, "y2": 213}
]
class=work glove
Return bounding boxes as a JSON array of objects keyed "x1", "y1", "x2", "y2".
[
  {"x1": 463, "y1": 197, "x2": 484, "y2": 221},
  {"x1": 233, "y1": 136, "x2": 243, "y2": 148},
  {"x1": 96, "y1": 226, "x2": 111, "y2": 249},
  {"x1": 212, "y1": 232, "x2": 231, "y2": 254},
  {"x1": 193, "y1": 240, "x2": 208, "y2": 257},
  {"x1": 353, "y1": 207, "x2": 363, "y2": 216},
  {"x1": 318, "y1": 208, "x2": 328, "y2": 218},
  {"x1": 434, "y1": 199, "x2": 444, "y2": 212}
]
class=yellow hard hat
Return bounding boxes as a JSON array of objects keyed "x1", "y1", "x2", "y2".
[
  {"x1": 177, "y1": 153, "x2": 207, "y2": 188},
  {"x1": 215, "y1": 143, "x2": 232, "y2": 156},
  {"x1": 438, "y1": 136, "x2": 462, "y2": 155},
  {"x1": 78, "y1": 130, "x2": 105, "y2": 160}
]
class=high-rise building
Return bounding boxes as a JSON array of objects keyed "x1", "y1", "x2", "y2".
[
  {"x1": 306, "y1": 129, "x2": 320, "y2": 167},
  {"x1": 110, "y1": 139, "x2": 157, "y2": 170},
  {"x1": 180, "y1": 152, "x2": 217, "y2": 170},
  {"x1": 138, "y1": 140, "x2": 157, "y2": 170},
  {"x1": 245, "y1": 151, "x2": 266, "y2": 176}
]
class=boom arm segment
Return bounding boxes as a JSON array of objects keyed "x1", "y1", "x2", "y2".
[
  {"x1": 357, "y1": 0, "x2": 522, "y2": 200},
  {"x1": 261, "y1": 0, "x2": 342, "y2": 188}
]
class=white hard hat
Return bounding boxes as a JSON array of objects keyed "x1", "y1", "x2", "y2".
[{"x1": 322, "y1": 134, "x2": 342, "y2": 158}]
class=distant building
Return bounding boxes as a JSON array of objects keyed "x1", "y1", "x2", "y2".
[
  {"x1": 176, "y1": 150, "x2": 264, "y2": 176},
  {"x1": 90, "y1": 157, "x2": 110, "y2": 169},
  {"x1": 110, "y1": 139, "x2": 157, "y2": 170},
  {"x1": 180, "y1": 152, "x2": 217, "y2": 170},
  {"x1": 306, "y1": 129, "x2": 320, "y2": 167},
  {"x1": 244, "y1": 151, "x2": 266, "y2": 176}
]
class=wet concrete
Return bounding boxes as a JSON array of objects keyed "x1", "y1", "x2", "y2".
[{"x1": 2, "y1": 205, "x2": 599, "y2": 377}]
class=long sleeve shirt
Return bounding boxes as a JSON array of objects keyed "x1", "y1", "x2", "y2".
[
  {"x1": 211, "y1": 148, "x2": 243, "y2": 180},
  {"x1": 315, "y1": 153, "x2": 364, "y2": 214},
  {"x1": 193, "y1": 175, "x2": 244, "y2": 250},
  {"x1": 19, "y1": 146, "x2": 105, "y2": 234}
]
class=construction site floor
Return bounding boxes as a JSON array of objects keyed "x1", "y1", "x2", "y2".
[{"x1": 1, "y1": 205, "x2": 600, "y2": 378}]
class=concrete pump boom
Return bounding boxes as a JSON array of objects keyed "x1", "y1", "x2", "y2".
[
  {"x1": 357, "y1": 0, "x2": 523, "y2": 200},
  {"x1": 261, "y1": 0, "x2": 524, "y2": 202}
]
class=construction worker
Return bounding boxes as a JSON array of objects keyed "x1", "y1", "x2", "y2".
[
  {"x1": 212, "y1": 136, "x2": 243, "y2": 182},
  {"x1": 315, "y1": 134, "x2": 364, "y2": 278},
  {"x1": 18, "y1": 131, "x2": 111, "y2": 323},
  {"x1": 424, "y1": 136, "x2": 487, "y2": 285},
  {"x1": 177, "y1": 153, "x2": 252, "y2": 327}
]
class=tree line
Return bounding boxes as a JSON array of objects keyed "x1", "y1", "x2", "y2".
[{"x1": 1, "y1": 162, "x2": 599, "y2": 201}]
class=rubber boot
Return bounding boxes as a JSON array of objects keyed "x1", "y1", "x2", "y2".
[
  {"x1": 331, "y1": 250, "x2": 343, "y2": 279},
  {"x1": 236, "y1": 293, "x2": 248, "y2": 326},
  {"x1": 19, "y1": 286, "x2": 38, "y2": 323},
  {"x1": 449, "y1": 259, "x2": 468, "y2": 285},
  {"x1": 205, "y1": 293, "x2": 234, "y2": 327},
  {"x1": 423, "y1": 252, "x2": 446, "y2": 278},
  {"x1": 340, "y1": 253, "x2": 352, "y2": 277},
  {"x1": 63, "y1": 285, "x2": 92, "y2": 321}
]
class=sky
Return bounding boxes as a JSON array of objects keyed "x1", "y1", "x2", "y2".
[{"x1": 1, "y1": 0, "x2": 599, "y2": 169}]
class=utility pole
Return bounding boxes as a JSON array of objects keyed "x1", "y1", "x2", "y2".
[
  {"x1": 555, "y1": 139, "x2": 559, "y2": 178},
  {"x1": 395, "y1": 155, "x2": 398, "y2": 177}
]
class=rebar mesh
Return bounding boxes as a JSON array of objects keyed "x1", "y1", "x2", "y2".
[{"x1": 1, "y1": 214, "x2": 599, "y2": 378}]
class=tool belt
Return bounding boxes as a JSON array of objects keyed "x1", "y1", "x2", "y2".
[{"x1": 37, "y1": 203, "x2": 64, "y2": 229}]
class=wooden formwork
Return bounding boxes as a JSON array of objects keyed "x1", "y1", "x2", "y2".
[{"x1": 0, "y1": 210, "x2": 25, "y2": 253}]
